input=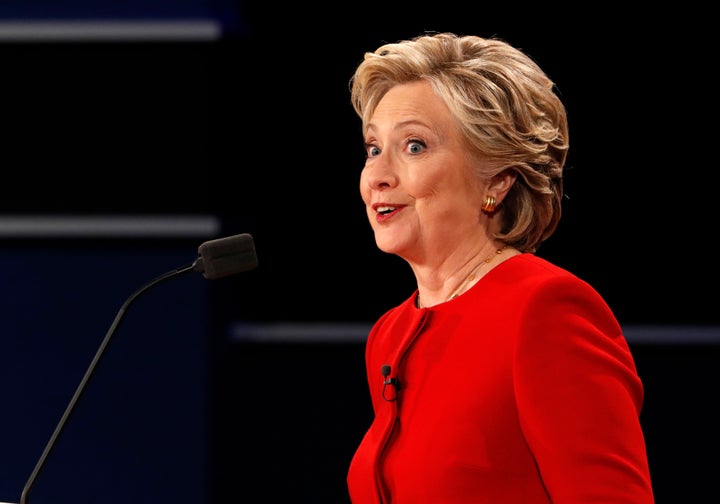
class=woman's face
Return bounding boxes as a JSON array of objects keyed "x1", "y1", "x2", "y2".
[{"x1": 359, "y1": 80, "x2": 488, "y2": 263}]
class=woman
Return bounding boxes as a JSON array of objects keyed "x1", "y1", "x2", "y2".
[{"x1": 346, "y1": 32, "x2": 654, "y2": 503}]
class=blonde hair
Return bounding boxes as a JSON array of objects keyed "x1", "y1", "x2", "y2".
[{"x1": 349, "y1": 32, "x2": 569, "y2": 253}]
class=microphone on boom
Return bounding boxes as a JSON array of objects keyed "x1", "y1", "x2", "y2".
[
  {"x1": 7, "y1": 233, "x2": 258, "y2": 504},
  {"x1": 193, "y1": 233, "x2": 258, "y2": 280}
]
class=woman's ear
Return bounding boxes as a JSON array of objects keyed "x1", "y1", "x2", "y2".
[{"x1": 488, "y1": 168, "x2": 517, "y2": 204}]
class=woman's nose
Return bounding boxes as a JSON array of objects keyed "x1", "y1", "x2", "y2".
[{"x1": 363, "y1": 156, "x2": 398, "y2": 189}]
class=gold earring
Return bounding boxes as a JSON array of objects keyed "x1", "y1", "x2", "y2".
[{"x1": 481, "y1": 195, "x2": 497, "y2": 213}]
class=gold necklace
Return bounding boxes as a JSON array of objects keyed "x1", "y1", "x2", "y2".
[{"x1": 447, "y1": 246, "x2": 507, "y2": 301}]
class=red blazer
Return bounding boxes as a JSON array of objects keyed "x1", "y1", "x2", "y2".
[{"x1": 347, "y1": 253, "x2": 654, "y2": 503}]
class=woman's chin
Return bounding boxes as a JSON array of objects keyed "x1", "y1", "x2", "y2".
[{"x1": 375, "y1": 238, "x2": 410, "y2": 257}]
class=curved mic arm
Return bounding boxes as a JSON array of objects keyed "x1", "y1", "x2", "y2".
[
  {"x1": 20, "y1": 263, "x2": 196, "y2": 504},
  {"x1": 17, "y1": 232, "x2": 258, "y2": 504}
]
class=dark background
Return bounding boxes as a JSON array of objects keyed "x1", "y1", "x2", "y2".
[{"x1": 0, "y1": 2, "x2": 717, "y2": 503}]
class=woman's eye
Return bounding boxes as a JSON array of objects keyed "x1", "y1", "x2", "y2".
[
  {"x1": 367, "y1": 145, "x2": 381, "y2": 157},
  {"x1": 407, "y1": 140, "x2": 426, "y2": 154}
]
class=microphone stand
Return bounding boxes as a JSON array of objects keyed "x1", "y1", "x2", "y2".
[
  {"x1": 19, "y1": 263, "x2": 196, "y2": 504},
  {"x1": 13, "y1": 232, "x2": 257, "y2": 504}
]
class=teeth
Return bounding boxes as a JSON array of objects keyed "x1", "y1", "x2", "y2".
[{"x1": 377, "y1": 206, "x2": 396, "y2": 213}]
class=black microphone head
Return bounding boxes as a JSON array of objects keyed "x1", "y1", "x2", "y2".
[{"x1": 194, "y1": 233, "x2": 258, "y2": 280}]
